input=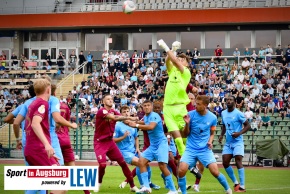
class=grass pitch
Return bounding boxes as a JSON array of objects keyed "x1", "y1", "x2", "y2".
[{"x1": 1, "y1": 164, "x2": 290, "y2": 194}]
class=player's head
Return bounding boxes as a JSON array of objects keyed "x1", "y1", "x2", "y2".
[
  {"x1": 177, "y1": 53, "x2": 190, "y2": 67},
  {"x1": 120, "y1": 105, "x2": 130, "y2": 117},
  {"x1": 226, "y1": 96, "x2": 236, "y2": 109},
  {"x1": 188, "y1": 93, "x2": 195, "y2": 104},
  {"x1": 153, "y1": 101, "x2": 162, "y2": 114},
  {"x1": 196, "y1": 95, "x2": 210, "y2": 114},
  {"x1": 33, "y1": 79, "x2": 51, "y2": 99},
  {"x1": 142, "y1": 100, "x2": 153, "y2": 115},
  {"x1": 51, "y1": 84, "x2": 57, "y2": 96},
  {"x1": 102, "y1": 94, "x2": 113, "y2": 108},
  {"x1": 42, "y1": 75, "x2": 52, "y2": 83},
  {"x1": 28, "y1": 84, "x2": 36, "y2": 99}
]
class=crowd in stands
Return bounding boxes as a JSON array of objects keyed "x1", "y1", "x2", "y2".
[{"x1": 1, "y1": 44, "x2": 290, "y2": 130}]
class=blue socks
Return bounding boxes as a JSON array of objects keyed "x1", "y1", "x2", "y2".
[
  {"x1": 136, "y1": 167, "x2": 143, "y2": 186},
  {"x1": 238, "y1": 168, "x2": 245, "y2": 189},
  {"x1": 26, "y1": 191, "x2": 46, "y2": 194},
  {"x1": 140, "y1": 172, "x2": 150, "y2": 188},
  {"x1": 225, "y1": 166, "x2": 238, "y2": 184},
  {"x1": 217, "y1": 173, "x2": 230, "y2": 191},
  {"x1": 165, "y1": 174, "x2": 176, "y2": 191},
  {"x1": 178, "y1": 176, "x2": 187, "y2": 194},
  {"x1": 147, "y1": 166, "x2": 152, "y2": 183}
]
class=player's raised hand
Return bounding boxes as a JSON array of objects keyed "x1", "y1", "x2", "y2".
[
  {"x1": 157, "y1": 39, "x2": 170, "y2": 52},
  {"x1": 123, "y1": 131, "x2": 130, "y2": 137},
  {"x1": 71, "y1": 122, "x2": 78, "y2": 129},
  {"x1": 45, "y1": 144, "x2": 55, "y2": 158},
  {"x1": 183, "y1": 114, "x2": 190, "y2": 124},
  {"x1": 207, "y1": 142, "x2": 213, "y2": 149},
  {"x1": 16, "y1": 140, "x2": 22, "y2": 150},
  {"x1": 172, "y1": 41, "x2": 181, "y2": 52}
]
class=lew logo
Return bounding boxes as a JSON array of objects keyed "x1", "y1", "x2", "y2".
[{"x1": 70, "y1": 168, "x2": 98, "y2": 188}]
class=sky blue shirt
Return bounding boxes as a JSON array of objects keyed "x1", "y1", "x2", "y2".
[
  {"x1": 187, "y1": 110, "x2": 217, "y2": 150},
  {"x1": 114, "y1": 122, "x2": 137, "y2": 153},
  {"x1": 221, "y1": 108, "x2": 247, "y2": 144},
  {"x1": 144, "y1": 112, "x2": 166, "y2": 146},
  {"x1": 19, "y1": 97, "x2": 36, "y2": 119},
  {"x1": 49, "y1": 96, "x2": 60, "y2": 133}
]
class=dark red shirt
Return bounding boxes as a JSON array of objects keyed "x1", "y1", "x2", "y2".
[
  {"x1": 186, "y1": 84, "x2": 193, "y2": 94},
  {"x1": 186, "y1": 103, "x2": 196, "y2": 112},
  {"x1": 94, "y1": 107, "x2": 120, "y2": 142},
  {"x1": 24, "y1": 97, "x2": 50, "y2": 155},
  {"x1": 56, "y1": 102, "x2": 70, "y2": 137}
]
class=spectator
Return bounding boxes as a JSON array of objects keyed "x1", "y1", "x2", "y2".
[
  {"x1": 214, "y1": 45, "x2": 223, "y2": 63},
  {"x1": 261, "y1": 112, "x2": 271, "y2": 127},
  {"x1": 275, "y1": 44, "x2": 284, "y2": 63},
  {"x1": 258, "y1": 47, "x2": 265, "y2": 62},
  {"x1": 268, "y1": 99, "x2": 275, "y2": 116},
  {"x1": 11, "y1": 53, "x2": 18, "y2": 68},
  {"x1": 250, "y1": 117, "x2": 258, "y2": 132},
  {"x1": 86, "y1": 51, "x2": 93, "y2": 74},
  {"x1": 244, "y1": 107, "x2": 254, "y2": 123},
  {"x1": 244, "y1": 47, "x2": 251, "y2": 61},
  {"x1": 233, "y1": 47, "x2": 240, "y2": 63}
]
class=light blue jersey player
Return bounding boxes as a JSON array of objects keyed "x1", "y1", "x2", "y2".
[
  {"x1": 219, "y1": 96, "x2": 250, "y2": 192},
  {"x1": 113, "y1": 106, "x2": 144, "y2": 188},
  {"x1": 48, "y1": 95, "x2": 64, "y2": 165},
  {"x1": 128, "y1": 100, "x2": 177, "y2": 194},
  {"x1": 178, "y1": 95, "x2": 232, "y2": 194}
]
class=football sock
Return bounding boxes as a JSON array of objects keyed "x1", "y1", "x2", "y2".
[
  {"x1": 225, "y1": 166, "x2": 238, "y2": 184},
  {"x1": 118, "y1": 160, "x2": 134, "y2": 188},
  {"x1": 125, "y1": 167, "x2": 136, "y2": 182},
  {"x1": 168, "y1": 159, "x2": 178, "y2": 178},
  {"x1": 98, "y1": 163, "x2": 107, "y2": 183},
  {"x1": 83, "y1": 190, "x2": 90, "y2": 194},
  {"x1": 165, "y1": 174, "x2": 176, "y2": 191},
  {"x1": 147, "y1": 166, "x2": 152, "y2": 183},
  {"x1": 195, "y1": 178, "x2": 201, "y2": 185},
  {"x1": 140, "y1": 172, "x2": 150, "y2": 188},
  {"x1": 178, "y1": 176, "x2": 187, "y2": 194},
  {"x1": 217, "y1": 173, "x2": 230, "y2": 191},
  {"x1": 136, "y1": 167, "x2": 143, "y2": 186},
  {"x1": 238, "y1": 168, "x2": 245, "y2": 189},
  {"x1": 175, "y1": 137, "x2": 185, "y2": 156}
]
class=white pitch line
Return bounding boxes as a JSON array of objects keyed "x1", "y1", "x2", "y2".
[{"x1": 186, "y1": 186, "x2": 290, "y2": 193}]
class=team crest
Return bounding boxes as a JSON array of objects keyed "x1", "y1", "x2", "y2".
[
  {"x1": 38, "y1": 105, "x2": 45, "y2": 114},
  {"x1": 103, "y1": 109, "x2": 108, "y2": 114}
]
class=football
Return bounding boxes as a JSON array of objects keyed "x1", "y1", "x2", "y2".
[
  {"x1": 122, "y1": 0, "x2": 136, "y2": 14},
  {"x1": 75, "y1": 155, "x2": 80, "y2": 160}
]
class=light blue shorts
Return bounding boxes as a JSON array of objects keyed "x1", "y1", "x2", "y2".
[
  {"x1": 181, "y1": 148, "x2": 216, "y2": 168},
  {"x1": 168, "y1": 139, "x2": 177, "y2": 157},
  {"x1": 51, "y1": 132, "x2": 64, "y2": 165},
  {"x1": 122, "y1": 151, "x2": 138, "y2": 165},
  {"x1": 222, "y1": 143, "x2": 244, "y2": 157},
  {"x1": 141, "y1": 139, "x2": 168, "y2": 163}
]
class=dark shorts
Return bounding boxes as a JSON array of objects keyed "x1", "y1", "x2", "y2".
[
  {"x1": 25, "y1": 152, "x2": 59, "y2": 166},
  {"x1": 58, "y1": 135, "x2": 75, "y2": 163},
  {"x1": 94, "y1": 140, "x2": 123, "y2": 163}
]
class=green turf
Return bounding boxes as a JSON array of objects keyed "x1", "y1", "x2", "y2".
[{"x1": 1, "y1": 164, "x2": 290, "y2": 193}]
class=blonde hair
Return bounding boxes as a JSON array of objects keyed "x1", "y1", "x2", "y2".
[
  {"x1": 34, "y1": 79, "x2": 51, "y2": 95},
  {"x1": 41, "y1": 75, "x2": 52, "y2": 83}
]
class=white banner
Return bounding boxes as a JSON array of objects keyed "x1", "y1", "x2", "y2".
[{"x1": 4, "y1": 166, "x2": 99, "y2": 190}]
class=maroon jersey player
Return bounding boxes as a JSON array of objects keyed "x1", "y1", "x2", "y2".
[
  {"x1": 24, "y1": 79, "x2": 58, "y2": 166},
  {"x1": 93, "y1": 94, "x2": 140, "y2": 192}
]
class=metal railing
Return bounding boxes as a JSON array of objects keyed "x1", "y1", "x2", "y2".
[
  {"x1": 56, "y1": 61, "x2": 87, "y2": 95},
  {"x1": 0, "y1": 0, "x2": 287, "y2": 15}
]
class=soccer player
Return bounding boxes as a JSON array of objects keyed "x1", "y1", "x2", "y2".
[
  {"x1": 113, "y1": 105, "x2": 144, "y2": 187},
  {"x1": 218, "y1": 96, "x2": 250, "y2": 192},
  {"x1": 24, "y1": 79, "x2": 59, "y2": 194},
  {"x1": 157, "y1": 39, "x2": 191, "y2": 156},
  {"x1": 178, "y1": 95, "x2": 232, "y2": 194},
  {"x1": 93, "y1": 94, "x2": 139, "y2": 192},
  {"x1": 128, "y1": 100, "x2": 177, "y2": 194},
  {"x1": 56, "y1": 101, "x2": 91, "y2": 194}
]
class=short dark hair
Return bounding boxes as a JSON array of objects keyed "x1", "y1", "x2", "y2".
[
  {"x1": 143, "y1": 100, "x2": 152, "y2": 105},
  {"x1": 196, "y1": 95, "x2": 210, "y2": 105},
  {"x1": 28, "y1": 84, "x2": 36, "y2": 98},
  {"x1": 120, "y1": 105, "x2": 129, "y2": 113},
  {"x1": 177, "y1": 53, "x2": 190, "y2": 63},
  {"x1": 102, "y1": 94, "x2": 111, "y2": 101},
  {"x1": 228, "y1": 95, "x2": 237, "y2": 102}
]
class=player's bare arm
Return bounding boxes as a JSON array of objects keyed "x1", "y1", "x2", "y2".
[
  {"x1": 113, "y1": 130, "x2": 129, "y2": 143},
  {"x1": 232, "y1": 120, "x2": 250, "y2": 138},
  {"x1": 31, "y1": 115, "x2": 55, "y2": 159},
  {"x1": 106, "y1": 113, "x2": 138, "y2": 121},
  {"x1": 218, "y1": 124, "x2": 226, "y2": 143},
  {"x1": 128, "y1": 121, "x2": 156, "y2": 131},
  {"x1": 13, "y1": 114, "x2": 25, "y2": 149},
  {"x1": 135, "y1": 137, "x2": 140, "y2": 155},
  {"x1": 208, "y1": 126, "x2": 216, "y2": 149},
  {"x1": 181, "y1": 114, "x2": 190, "y2": 137},
  {"x1": 3, "y1": 113, "x2": 15, "y2": 124},
  {"x1": 52, "y1": 112, "x2": 77, "y2": 129}
]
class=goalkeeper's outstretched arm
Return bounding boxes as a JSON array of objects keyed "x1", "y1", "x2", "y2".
[{"x1": 157, "y1": 39, "x2": 186, "y2": 73}]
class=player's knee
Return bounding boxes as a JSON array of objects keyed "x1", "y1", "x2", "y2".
[
  {"x1": 208, "y1": 164, "x2": 219, "y2": 178},
  {"x1": 117, "y1": 159, "x2": 126, "y2": 166},
  {"x1": 222, "y1": 160, "x2": 230, "y2": 168},
  {"x1": 178, "y1": 163, "x2": 187, "y2": 177},
  {"x1": 99, "y1": 162, "x2": 107, "y2": 169}
]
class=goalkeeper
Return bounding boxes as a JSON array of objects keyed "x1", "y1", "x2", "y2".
[{"x1": 157, "y1": 39, "x2": 192, "y2": 156}]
